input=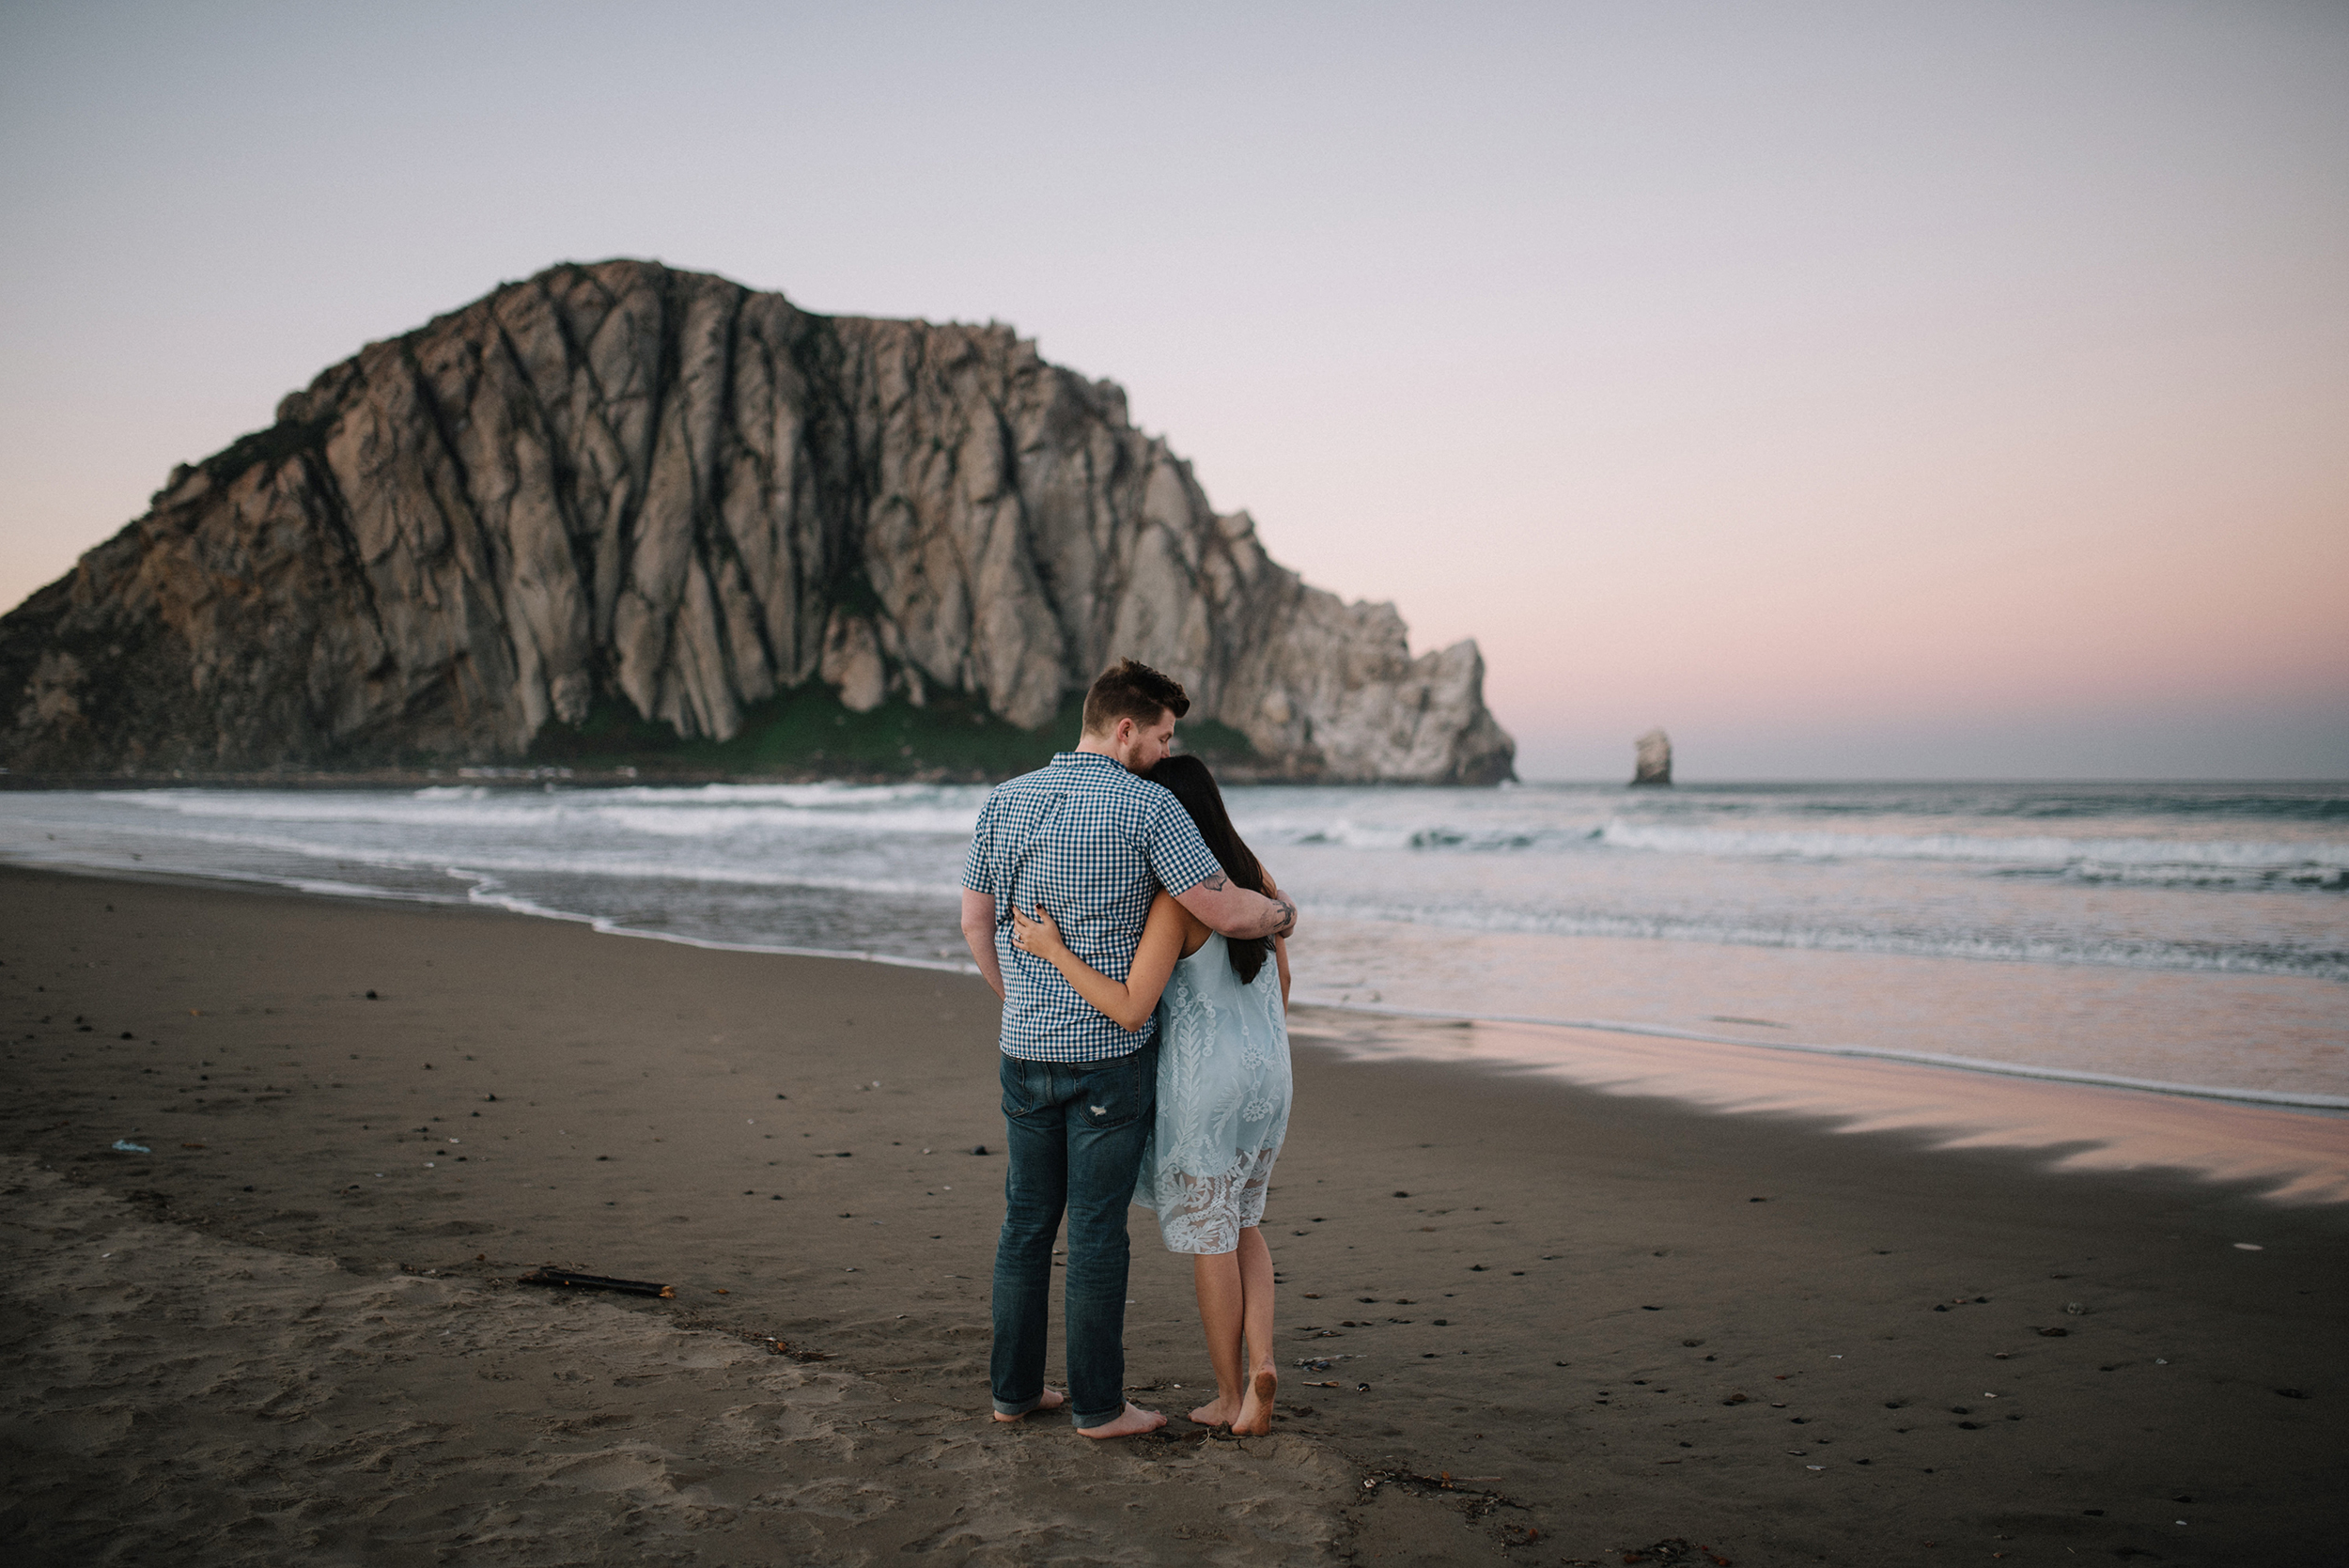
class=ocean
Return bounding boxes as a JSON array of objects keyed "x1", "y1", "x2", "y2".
[{"x1": 2, "y1": 779, "x2": 2342, "y2": 1109}]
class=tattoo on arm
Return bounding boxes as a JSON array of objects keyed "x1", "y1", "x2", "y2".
[
  {"x1": 1201, "y1": 874, "x2": 1228, "y2": 892},
  {"x1": 1269, "y1": 896, "x2": 1297, "y2": 938}
]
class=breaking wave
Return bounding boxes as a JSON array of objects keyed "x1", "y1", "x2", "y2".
[{"x1": 1595, "y1": 821, "x2": 2349, "y2": 889}]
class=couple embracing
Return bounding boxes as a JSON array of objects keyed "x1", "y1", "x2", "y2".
[{"x1": 959, "y1": 659, "x2": 1299, "y2": 1438}]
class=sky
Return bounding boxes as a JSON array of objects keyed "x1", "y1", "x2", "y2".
[{"x1": 2, "y1": 1, "x2": 2342, "y2": 779}]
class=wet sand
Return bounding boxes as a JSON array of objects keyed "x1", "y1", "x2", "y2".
[
  {"x1": 2, "y1": 864, "x2": 2343, "y2": 1565},
  {"x1": 1290, "y1": 1012, "x2": 2349, "y2": 1204}
]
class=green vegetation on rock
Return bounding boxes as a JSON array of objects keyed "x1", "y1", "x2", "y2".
[
  {"x1": 526, "y1": 687, "x2": 1077, "y2": 780},
  {"x1": 526, "y1": 685, "x2": 1261, "y2": 783}
]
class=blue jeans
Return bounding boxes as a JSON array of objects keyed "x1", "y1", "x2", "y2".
[{"x1": 990, "y1": 1041, "x2": 1158, "y2": 1428}]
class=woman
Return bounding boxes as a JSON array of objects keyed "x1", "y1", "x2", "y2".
[{"x1": 1009, "y1": 754, "x2": 1293, "y2": 1436}]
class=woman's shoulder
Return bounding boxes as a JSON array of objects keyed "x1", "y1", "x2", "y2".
[{"x1": 1151, "y1": 886, "x2": 1211, "y2": 933}]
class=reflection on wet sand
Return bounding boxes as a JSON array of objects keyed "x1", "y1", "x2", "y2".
[
  {"x1": 1289, "y1": 918, "x2": 2349, "y2": 1097},
  {"x1": 1289, "y1": 1006, "x2": 2349, "y2": 1206}
]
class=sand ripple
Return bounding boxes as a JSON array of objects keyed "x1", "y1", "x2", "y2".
[{"x1": 0, "y1": 1157, "x2": 1356, "y2": 1564}]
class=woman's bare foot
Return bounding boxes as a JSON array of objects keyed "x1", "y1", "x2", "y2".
[
  {"x1": 1189, "y1": 1393, "x2": 1238, "y2": 1427},
  {"x1": 991, "y1": 1389, "x2": 1065, "y2": 1422},
  {"x1": 1231, "y1": 1365, "x2": 1278, "y2": 1436},
  {"x1": 1076, "y1": 1402, "x2": 1168, "y2": 1439}
]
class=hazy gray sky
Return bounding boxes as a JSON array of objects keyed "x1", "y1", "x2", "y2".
[{"x1": 3, "y1": 0, "x2": 2342, "y2": 778}]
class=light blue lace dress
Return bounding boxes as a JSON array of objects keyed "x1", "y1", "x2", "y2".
[{"x1": 1130, "y1": 933, "x2": 1292, "y2": 1255}]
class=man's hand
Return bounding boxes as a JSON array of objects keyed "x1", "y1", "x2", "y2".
[
  {"x1": 1261, "y1": 870, "x2": 1298, "y2": 941},
  {"x1": 960, "y1": 889, "x2": 1006, "y2": 1001},
  {"x1": 1268, "y1": 892, "x2": 1298, "y2": 939},
  {"x1": 1174, "y1": 877, "x2": 1298, "y2": 941}
]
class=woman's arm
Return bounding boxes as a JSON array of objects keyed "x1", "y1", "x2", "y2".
[{"x1": 1010, "y1": 891, "x2": 1189, "y2": 1032}]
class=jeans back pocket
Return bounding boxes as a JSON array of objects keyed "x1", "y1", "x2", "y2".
[
  {"x1": 1000, "y1": 1053, "x2": 1052, "y2": 1120},
  {"x1": 1074, "y1": 1045, "x2": 1152, "y2": 1130}
]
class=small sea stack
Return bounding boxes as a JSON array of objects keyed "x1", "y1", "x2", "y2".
[{"x1": 1631, "y1": 728, "x2": 1672, "y2": 786}]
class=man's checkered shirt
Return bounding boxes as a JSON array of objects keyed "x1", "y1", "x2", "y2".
[{"x1": 961, "y1": 752, "x2": 1224, "y2": 1063}]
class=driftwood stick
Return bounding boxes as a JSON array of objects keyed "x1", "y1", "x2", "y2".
[{"x1": 517, "y1": 1267, "x2": 675, "y2": 1298}]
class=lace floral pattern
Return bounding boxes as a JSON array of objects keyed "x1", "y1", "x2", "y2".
[{"x1": 1131, "y1": 934, "x2": 1293, "y2": 1255}]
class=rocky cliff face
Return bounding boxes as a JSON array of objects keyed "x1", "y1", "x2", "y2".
[{"x1": 0, "y1": 260, "x2": 1514, "y2": 783}]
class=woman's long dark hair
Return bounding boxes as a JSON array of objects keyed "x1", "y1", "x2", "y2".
[{"x1": 1147, "y1": 754, "x2": 1271, "y2": 985}]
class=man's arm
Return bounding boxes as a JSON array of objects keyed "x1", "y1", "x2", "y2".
[
  {"x1": 960, "y1": 889, "x2": 1006, "y2": 1001},
  {"x1": 1173, "y1": 873, "x2": 1298, "y2": 940}
]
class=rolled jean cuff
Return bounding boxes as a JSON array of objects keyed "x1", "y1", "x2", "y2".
[
  {"x1": 1070, "y1": 1403, "x2": 1127, "y2": 1430},
  {"x1": 991, "y1": 1393, "x2": 1044, "y2": 1419}
]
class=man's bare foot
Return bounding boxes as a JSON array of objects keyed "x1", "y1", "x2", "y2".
[
  {"x1": 1076, "y1": 1402, "x2": 1168, "y2": 1439},
  {"x1": 991, "y1": 1389, "x2": 1065, "y2": 1422},
  {"x1": 1189, "y1": 1393, "x2": 1238, "y2": 1427},
  {"x1": 1231, "y1": 1366, "x2": 1278, "y2": 1436}
]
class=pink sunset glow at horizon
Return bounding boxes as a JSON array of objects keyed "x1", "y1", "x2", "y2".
[{"x1": 2, "y1": 1, "x2": 2341, "y2": 779}]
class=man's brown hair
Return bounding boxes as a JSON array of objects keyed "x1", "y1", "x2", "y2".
[{"x1": 1081, "y1": 658, "x2": 1190, "y2": 737}]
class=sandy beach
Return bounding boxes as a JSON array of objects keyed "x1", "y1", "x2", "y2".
[{"x1": 3, "y1": 864, "x2": 2343, "y2": 1566}]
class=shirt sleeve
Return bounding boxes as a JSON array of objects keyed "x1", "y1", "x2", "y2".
[
  {"x1": 1141, "y1": 794, "x2": 1225, "y2": 897},
  {"x1": 959, "y1": 798, "x2": 996, "y2": 894}
]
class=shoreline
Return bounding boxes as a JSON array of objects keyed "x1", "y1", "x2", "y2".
[
  {"x1": 9, "y1": 849, "x2": 2345, "y2": 1120},
  {"x1": 0, "y1": 768, "x2": 1508, "y2": 792},
  {"x1": 1291, "y1": 999, "x2": 2349, "y2": 1112},
  {"x1": 1289, "y1": 1011, "x2": 2349, "y2": 1208},
  {"x1": 8, "y1": 770, "x2": 2342, "y2": 786},
  {"x1": 5, "y1": 864, "x2": 2346, "y2": 1564}
]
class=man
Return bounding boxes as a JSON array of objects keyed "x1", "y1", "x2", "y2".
[{"x1": 959, "y1": 658, "x2": 1299, "y2": 1438}]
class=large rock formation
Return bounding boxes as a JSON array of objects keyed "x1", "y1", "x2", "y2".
[{"x1": 0, "y1": 260, "x2": 1514, "y2": 783}]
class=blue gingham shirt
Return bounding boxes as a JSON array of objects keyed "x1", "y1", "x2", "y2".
[{"x1": 961, "y1": 752, "x2": 1225, "y2": 1063}]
